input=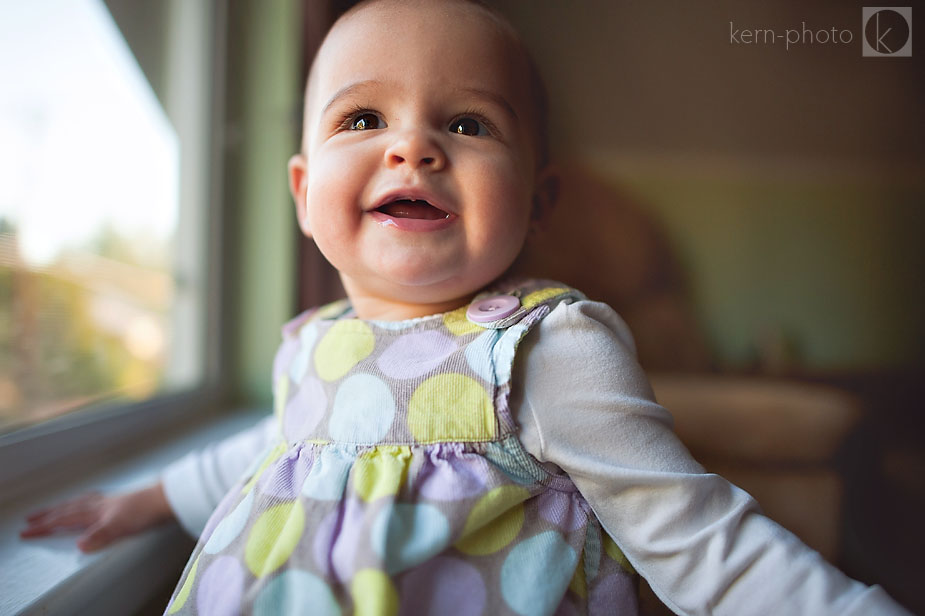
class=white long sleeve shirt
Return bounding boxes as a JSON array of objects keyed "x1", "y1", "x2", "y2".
[{"x1": 161, "y1": 299, "x2": 909, "y2": 615}]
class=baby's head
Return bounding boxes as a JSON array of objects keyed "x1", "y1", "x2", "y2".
[{"x1": 288, "y1": 0, "x2": 556, "y2": 319}]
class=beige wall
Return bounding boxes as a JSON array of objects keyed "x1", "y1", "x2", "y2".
[{"x1": 495, "y1": 0, "x2": 924, "y2": 371}]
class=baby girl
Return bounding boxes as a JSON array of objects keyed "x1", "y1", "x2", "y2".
[{"x1": 22, "y1": 1, "x2": 910, "y2": 614}]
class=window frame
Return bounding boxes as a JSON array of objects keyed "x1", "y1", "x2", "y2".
[{"x1": 0, "y1": 0, "x2": 230, "y2": 497}]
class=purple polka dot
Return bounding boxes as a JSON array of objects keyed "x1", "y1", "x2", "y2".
[
  {"x1": 282, "y1": 376, "x2": 327, "y2": 442},
  {"x1": 196, "y1": 556, "x2": 244, "y2": 616},
  {"x1": 400, "y1": 556, "x2": 486, "y2": 616},
  {"x1": 312, "y1": 508, "x2": 339, "y2": 577},
  {"x1": 538, "y1": 490, "x2": 588, "y2": 532},
  {"x1": 312, "y1": 498, "x2": 365, "y2": 582},
  {"x1": 553, "y1": 595, "x2": 581, "y2": 616},
  {"x1": 258, "y1": 448, "x2": 315, "y2": 499},
  {"x1": 418, "y1": 449, "x2": 490, "y2": 501},
  {"x1": 589, "y1": 573, "x2": 638, "y2": 614},
  {"x1": 376, "y1": 331, "x2": 457, "y2": 379},
  {"x1": 273, "y1": 338, "x2": 300, "y2": 382}
]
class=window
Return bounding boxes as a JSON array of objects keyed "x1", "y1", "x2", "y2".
[{"x1": 0, "y1": 0, "x2": 223, "y2": 481}]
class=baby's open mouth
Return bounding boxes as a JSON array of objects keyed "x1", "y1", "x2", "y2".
[{"x1": 375, "y1": 199, "x2": 449, "y2": 220}]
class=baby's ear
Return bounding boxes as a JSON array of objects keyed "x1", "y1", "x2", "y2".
[
  {"x1": 288, "y1": 153, "x2": 312, "y2": 238},
  {"x1": 529, "y1": 164, "x2": 560, "y2": 236}
]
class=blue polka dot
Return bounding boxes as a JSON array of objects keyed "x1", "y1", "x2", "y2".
[
  {"x1": 329, "y1": 374, "x2": 395, "y2": 443},
  {"x1": 302, "y1": 447, "x2": 355, "y2": 500},
  {"x1": 203, "y1": 489, "x2": 254, "y2": 554},
  {"x1": 464, "y1": 325, "x2": 527, "y2": 386},
  {"x1": 493, "y1": 323, "x2": 528, "y2": 385},
  {"x1": 464, "y1": 330, "x2": 500, "y2": 383},
  {"x1": 371, "y1": 503, "x2": 451, "y2": 574},
  {"x1": 501, "y1": 531, "x2": 578, "y2": 616},
  {"x1": 253, "y1": 569, "x2": 340, "y2": 616}
]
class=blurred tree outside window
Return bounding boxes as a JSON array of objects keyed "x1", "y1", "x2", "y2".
[{"x1": 0, "y1": 0, "x2": 208, "y2": 433}]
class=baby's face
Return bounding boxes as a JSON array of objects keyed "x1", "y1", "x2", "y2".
[{"x1": 289, "y1": 0, "x2": 546, "y2": 316}]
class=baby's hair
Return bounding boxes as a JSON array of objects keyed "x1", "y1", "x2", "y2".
[{"x1": 318, "y1": 0, "x2": 552, "y2": 168}]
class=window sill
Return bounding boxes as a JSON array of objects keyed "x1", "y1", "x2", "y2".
[{"x1": 0, "y1": 406, "x2": 268, "y2": 616}]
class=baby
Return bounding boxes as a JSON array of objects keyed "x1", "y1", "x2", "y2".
[{"x1": 21, "y1": 1, "x2": 911, "y2": 614}]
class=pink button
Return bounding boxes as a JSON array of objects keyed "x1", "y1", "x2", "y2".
[{"x1": 466, "y1": 294, "x2": 520, "y2": 323}]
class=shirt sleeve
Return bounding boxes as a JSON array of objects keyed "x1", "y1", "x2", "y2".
[
  {"x1": 511, "y1": 299, "x2": 910, "y2": 616},
  {"x1": 160, "y1": 415, "x2": 278, "y2": 537}
]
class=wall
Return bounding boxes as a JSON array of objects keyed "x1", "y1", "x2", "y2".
[
  {"x1": 495, "y1": 0, "x2": 924, "y2": 372},
  {"x1": 226, "y1": 0, "x2": 302, "y2": 402}
]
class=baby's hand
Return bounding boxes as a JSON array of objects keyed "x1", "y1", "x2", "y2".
[{"x1": 19, "y1": 483, "x2": 175, "y2": 553}]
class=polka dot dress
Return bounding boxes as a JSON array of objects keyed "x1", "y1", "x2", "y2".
[{"x1": 165, "y1": 278, "x2": 638, "y2": 616}]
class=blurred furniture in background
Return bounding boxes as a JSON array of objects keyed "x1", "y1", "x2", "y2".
[
  {"x1": 648, "y1": 374, "x2": 861, "y2": 561},
  {"x1": 512, "y1": 166, "x2": 864, "y2": 614}
]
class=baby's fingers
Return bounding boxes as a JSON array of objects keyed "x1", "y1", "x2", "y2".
[
  {"x1": 20, "y1": 510, "x2": 93, "y2": 536},
  {"x1": 24, "y1": 507, "x2": 54, "y2": 522},
  {"x1": 25, "y1": 492, "x2": 104, "y2": 520},
  {"x1": 20, "y1": 492, "x2": 106, "y2": 537}
]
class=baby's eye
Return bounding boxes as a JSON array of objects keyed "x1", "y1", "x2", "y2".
[
  {"x1": 450, "y1": 117, "x2": 487, "y2": 136},
  {"x1": 350, "y1": 113, "x2": 383, "y2": 131}
]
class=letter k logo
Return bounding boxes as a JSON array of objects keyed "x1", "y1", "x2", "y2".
[{"x1": 863, "y1": 7, "x2": 912, "y2": 57}]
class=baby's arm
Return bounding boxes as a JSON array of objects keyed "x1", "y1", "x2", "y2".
[
  {"x1": 161, "y1": 415, "x2": 278, "y2": 536},
  {"x1": 20, "y1": 415, "x2": 278, "y2": 551},
  {"x1": 513, "y1": 299, "x2": 910, "y2": 616}
]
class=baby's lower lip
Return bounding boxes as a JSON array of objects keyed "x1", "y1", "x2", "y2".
[{"x1": 369, "y1": 210, "x2": 457, "y2": 231}]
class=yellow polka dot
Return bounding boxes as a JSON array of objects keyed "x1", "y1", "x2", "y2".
[
  {"x1": 244, "y1": 501, "x2": 306, "y2": 577},
  {"x1": 603, "y1": 533, "x2": 635, "y2": 574},
  {"x1": 317, "y1": 299, "x2": 350, "y2": 319},
  {"x1": 351, "y1": 569, "x2": 398, "y2": 616},
  {"x1": 167, "y1": 555, "x2": 199, "y2": 614},
  {"x1": 353, "y1": 446, "x2": 410, "y2": 502},
  {"x1": 569, "y1": 557, "x2": 587, "y2": 599},
  {"x1": 274, "y1": 374, "x2": 289, "y2": 420},
  {"x1": 241, "y1": 442, "x2": 288, "y2": 495},
  {"x1": 407, "y1": 374, "x2": 495, "y2": 442},
  {"x1": 521, "y1": 287, "x2": 569, "y2": 309},
  {"x1": 455, "y1": 485, "x2": 528, "y2": 555},
  {"x1": 315, "y1": 320, "x2": 375, "y2": 381},
  {"x1": 443, "y1": 306, "x2": 482, "y2": 336},
  {"x1": 456, "y1": 502, "x2": 524, "y2": 556}
]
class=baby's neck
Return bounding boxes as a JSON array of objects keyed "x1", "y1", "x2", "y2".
[{"x1": 347, "y1": 293, "x2": 473, "y2": 321}]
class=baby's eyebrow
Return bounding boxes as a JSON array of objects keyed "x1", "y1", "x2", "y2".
[
  {"x1": 320, "y1": 81, "x2": 518, "y2": 122},
  {"x1": 321, "y1": 80, "x2": 384, "y2": 115},
  {"x1": 455, "y1": 87, "x2": 518, "y2": 121}
]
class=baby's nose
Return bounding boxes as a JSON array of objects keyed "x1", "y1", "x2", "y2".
[{"x1": 384, "y1": 130, "x2": 446, "y2": 171}]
